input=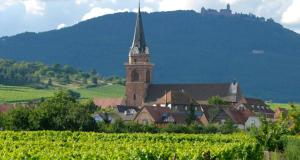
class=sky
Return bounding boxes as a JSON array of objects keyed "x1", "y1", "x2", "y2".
[{"x1": 0, "y1": 0, "x2": 300, "y2": 37}]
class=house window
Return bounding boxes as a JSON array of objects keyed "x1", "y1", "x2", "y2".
[{"x1": 142, "y1": 119, "x2": 148, "y2": 125}]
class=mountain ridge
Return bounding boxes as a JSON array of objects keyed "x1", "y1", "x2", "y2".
[{"x1": 0, "y1": 10, "x2": 300, "y2": 102}]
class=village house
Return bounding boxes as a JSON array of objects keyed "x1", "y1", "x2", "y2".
[
  {"x1": 274, "y1": 107, "x2": 289, "y2": 120},
  {"x1": 93, "y1": 98, "x2": 125, "y2": 108},
  {"x1": 134, "y1": 106, "x2": 208, "y2": 126}
]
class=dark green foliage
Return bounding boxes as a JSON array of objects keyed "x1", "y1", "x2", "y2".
[
  {"x1": 203, "y1": 125, "x2": 219, "y2": 133},
  {"x1": 47, "y1": 78, "x2": 52, "y2": 86},
  {"x1": 0, "y1": 59, "x2": 124, "y2": 87},
  {"x1": 91, "y1": 77, "x2": 98, "y2": 85},
  {"x1": 288, "y1": 103, "x2": 300, "y2": 134},
  {"x1": 161, "y1": 124, "x2": 191, "y2": 133},
  {"x1": 250, "y1": 117, "x2": 290, "y2": 151},
  {"x1": 0, "y1": 113, "x2": 5, "y2": 130},
  {"x1": 3, "y1": 106, "x2": 33, "y2": 130},
  {"x1": 220, "y1": 119, "x2": 238, "y2": 134},
  {"x1": 1, "y1": 90, "x2": 97, "y2": 131},
  {"x1": 186, "y1": 105, "x2": 196, "y2": 125},
  {"x1": 208, "y1": 96, "x2": 228, "y2": 105},
  {"x1": 283, "y1": 136, "x2": 300, "y2": 160},
  {"x1": 66, "y1": 90, "x2": 81, "y2": 100}
]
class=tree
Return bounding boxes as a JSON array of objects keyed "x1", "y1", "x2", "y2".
[
  {"x1": 250, "y1": 116, "x2": 289, "y2": 151},
  {"x1": 208, "y1": 96, "x2": 228, "y2": 105},
  {"x1": 82, "y1": 78, "x2": 88, "y2": 84},
  {"x1": 91, "y1": 77, "x2": 98, "y2": 85},
  {"x1": 220, "y1": 119, "x2": 237, "y2": 134},
  {"x1": 4, "y1": 106, "x2": 33, "y2": 130},
  {"x1": 66, "y1": 90, "x2": 81, "y2": 100},
  {"x1": 287, "y1": 103, "x2": 300, "y2": 134},
  {"x1": 47, "y1": 78, "x2": 52, "y2": 86},
  {"x1": 186, "y1": 105, "x2": 197, "y2": 125},
  {"x1": 60, "y1": 75, "x2": 70, "y2": 84},
  {"x1": 31, "y1": 91, "x2": 95, "y2": 130},
  {"x1": 90, "y1": 69, "x2": 97, "y2": 76},
  {"x1": 0, "y1": 113, "x2": 5, "y2": 130}
]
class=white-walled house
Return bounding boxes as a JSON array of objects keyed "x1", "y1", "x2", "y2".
[{"x1": 245, "y1": 116, "x2": 261, "y2": 128}]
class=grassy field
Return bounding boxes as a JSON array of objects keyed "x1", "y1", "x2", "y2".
[
  {"x1": 0, "y1": 85, "x2": 125, "y2": 103},
  {"x1": 267, "y1": 103, "x2": 298, "y2": 110}
]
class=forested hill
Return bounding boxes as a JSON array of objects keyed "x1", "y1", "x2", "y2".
[
  {"x1": 0, "y1": 11, "x2": 300, "y2": 102},
  {"x1": 0, "y1": 59, "x2": 124, "y2": 88}
]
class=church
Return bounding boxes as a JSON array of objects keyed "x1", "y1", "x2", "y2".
[
  {"x1": 125, "y1": 4, "x2": 244, "y2": 108},
  {"x1": 93, "y1": 3, "x2": 275, "y2": 127}
]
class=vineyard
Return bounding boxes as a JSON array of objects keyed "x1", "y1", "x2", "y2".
[{"x1": 0, "y1": 131, "x2": 262, "y2": 160}]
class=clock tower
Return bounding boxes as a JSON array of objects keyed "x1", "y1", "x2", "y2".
[{"x1": 125, "y1": 2, "x2": 153, "y2": 107}]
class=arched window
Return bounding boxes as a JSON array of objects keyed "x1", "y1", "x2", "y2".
[
  {"x1": 146, "y1": 70, "x2": 151, "y2": 83},
  {"x1": 133, "y1": 94, "x2": 136, "y2": 101},
  {"x1": 131, "y1": 70, "x2": 139, "y2": 82}
]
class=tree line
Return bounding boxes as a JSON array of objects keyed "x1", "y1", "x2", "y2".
[
  {"x1": 0, "y1": 59, "x2": 125, "y2": 87},
  {"x1": 0, "y1": 90, "x2": 238, "y2": 134}
]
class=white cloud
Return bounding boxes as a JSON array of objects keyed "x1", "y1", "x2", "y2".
[
  {"x1": 0, "y1": 0, "x2": 19, "y2": 11},
  {"x1": 81, "y1": 7, "x2": 129, "y2": 21},
  {"x1": 281, "y1": 0, "x2": 300, "y2": 24},
  {"x1": 219, "y1": 0, "x2": 241, "y2": 5},
  {"x1": 75, "y1": 0, "x2": 89, "y2": 5},
  {"x1": 22, "y1": 0, "x2": 45, "y2": 16},
  {"x1": 133, "y1": 6, "x2": 154, "y2": 13},
  {"x1": 57, "y1": 23, "x2": 66, "y2": 30},
  {"x1": 158, "y1": 0, "x2": 201, "y2": 11},
  {"x1": 1, "y1": 0, "x2": 300, "y2": 36}
]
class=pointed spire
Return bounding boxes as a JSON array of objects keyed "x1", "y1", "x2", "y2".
[{"x1": 131, "y1": 0, "x2": 147, "y2": 54}]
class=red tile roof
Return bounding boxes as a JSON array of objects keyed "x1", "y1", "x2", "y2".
[
  {"x1": 145, "y1": 83, "x2": 243, "y2": 105},
  {"x1": 157, "y1": 90, "x2": 199, "y2": 105},
  {"x1": 0, "y1": 104, "x2": 12, "y2": 113},
  {"x1": 143, "y1": 106, "x2": 172, "y2": 123},
  {"x1": 224, "y1": 107, "x2": 253, "y2": 124},
  {"x1": 245, "y1": 98, "x2": 266, "y2": 106},
  {"x1": 93, "y1": 98, "x2": 125, "y2": 108},
  {"x1": 201, "y1": 105, "x2": 253, "y2": 124}
]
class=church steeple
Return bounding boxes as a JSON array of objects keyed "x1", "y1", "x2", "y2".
[
  {"x1": 130, "y1": 0, "x2": 148, "y2": 54},
  {"x1": 125, "y1": 0, "x2": 153, "y2": 107}
]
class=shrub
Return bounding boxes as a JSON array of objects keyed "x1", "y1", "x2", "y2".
[{"x1": 283, "y1": 136, "x2": 300, "y2": 160}]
